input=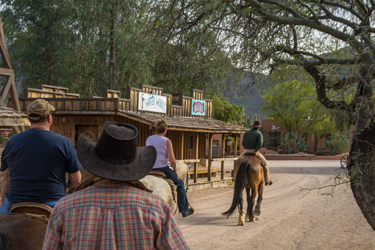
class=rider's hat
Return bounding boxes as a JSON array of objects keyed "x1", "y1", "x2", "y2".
[
  {"x1": 26, "y1": 99, "x2": 55, "y2": 121},
  {"x1": 252, "y1": 120, "x2": 261, "y2": 128},
  {"x1": 77, "y1": 122, "x2": 156, "y2": 181}
]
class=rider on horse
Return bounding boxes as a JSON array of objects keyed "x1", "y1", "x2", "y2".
[{"x1": 241, "y1": 120, "x2": 273, "y2": 185}]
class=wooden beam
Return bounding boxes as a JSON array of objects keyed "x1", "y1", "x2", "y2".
[
  {"x1": 0, "y1": 68, "x2": 14, "y2": 76},
  {"x1": 221, "y1": 134, "x2": 225, "y2": 180},
  {"x1": 180, "y1": 132, "x2": 184, "y2": 160},
  {"x1": 178, "y1": 159, "x2": 200, "y2": 163},
  {"x1": 211, "y1": 157, "x2": 238, "y2": 162},
  {"x1": 0, "y1": 19, "x2": 12, "y2": 68},
  {"x1": 0, "y1": 75, "x2": 12, "y2": 105},
  {"x1": 207, "y1": 134, "x2": 212, "y2": 182},
  {"x1": 194, "y1": 133, "x2": 199, "y2": 183},
  {"x1": 234, "y1": 134, "x2": 238, "y2": 157}
]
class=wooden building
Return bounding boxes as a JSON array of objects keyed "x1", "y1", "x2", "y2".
[{"x1": 16, "y1": 84, "x2": 247, "y2": 182}]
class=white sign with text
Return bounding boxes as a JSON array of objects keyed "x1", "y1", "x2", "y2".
[{"x1": 138, "y1": 92, "x2": 167, "y2": 113}]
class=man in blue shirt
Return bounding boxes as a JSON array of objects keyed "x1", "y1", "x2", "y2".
[
  {"x1": 241, "y1": 120, "x2": 272, "y2": 185},
  {"x1": 0, "y1": 99, "x2": 82, "y2": 214}
]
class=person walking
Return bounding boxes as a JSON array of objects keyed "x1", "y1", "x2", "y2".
[
  {"x1": 146, "y1": 119, "x2": 194, "y2": 217},
  {"x1": 241, "y1": 120, "x2": 273, "y2": 185},
  {"x1": 0, "y1": 99, "x2": 82, "y2": 214},
  {"x1": 43, "y1": 122, "x2": 189, "y2": 249}
]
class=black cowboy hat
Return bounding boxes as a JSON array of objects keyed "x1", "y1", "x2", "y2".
[
  {"x1": 252, "y1": 120, "x2": 261, "y2": 128},
  {"x1": 77, "y1": 122, "x2": 156, "y2": 181}
]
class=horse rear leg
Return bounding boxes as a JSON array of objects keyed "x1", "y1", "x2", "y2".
[
  {"x1": 254, "y1": 182, "x2": 263, "y2": 216},
  {"x1": 248, "y1": 186, "x2": 258, "y2": 222},
  {"x1": 245, "y1": 187, "x2": 251, "y2": 221},
  {"x1": 238, "y1": 189, "x2": 245, "y2": 226}
]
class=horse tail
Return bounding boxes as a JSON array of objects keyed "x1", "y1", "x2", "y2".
[
  {"x1": 0, "y1": 233, "x2": 9, "y2": 250},
  {"x1": 222, "y1": 160, "x2": 249, "y2": 218}
]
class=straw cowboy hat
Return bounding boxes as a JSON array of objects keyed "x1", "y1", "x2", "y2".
[{"x1": 77, "y1": 122, "x2": 156, "y2": 181}]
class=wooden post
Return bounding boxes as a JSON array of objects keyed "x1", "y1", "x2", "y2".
[
  {"x1": 221, "y1": 133, "x2": 225, "y2": 180},
  {"x1": 234, "y1": 134, "x2": 238, "y2": 157},
  {"x1": 208, "y1": 133, "x2": 212, "y2": 182},
  {"x1": 194, "y1": 133, "x2": 199, "y2": 183},
  {"x1": 180, "y1": 132, "x2": 184, "y2": 160}
]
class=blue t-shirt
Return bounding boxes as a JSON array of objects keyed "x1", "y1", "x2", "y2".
[{"x1": 1, "y1": 129, "x2": 81, "y2": 204}]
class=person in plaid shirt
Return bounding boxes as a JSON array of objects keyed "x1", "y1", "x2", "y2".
[{"x1": 43, "y1": 122, "x2": 189, "y2": 250}]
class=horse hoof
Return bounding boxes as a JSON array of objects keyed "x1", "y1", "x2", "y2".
[
  {"x1": 254, "y1": 208, "x2": 261, "y2": 216},
  {"x1": 250, "y1": 218, "x2": 255, "y2": 222},
  {"x1": 238, "y1": 222, "x2": 244, "y2": 226}
]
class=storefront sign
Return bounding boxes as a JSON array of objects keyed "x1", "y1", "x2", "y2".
[
  {"x1": 191, "y1": 99, "x2": 205, "y2": 116},
  {"x1": 138, "y1": 92, "x2": 166, "y2": 113}
]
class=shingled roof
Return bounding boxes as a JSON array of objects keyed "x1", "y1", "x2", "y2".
[
  {"x1": 0, "y1": 106, "x2": 30, "y2": 127},
  {"x1": 118, "y1": 111, "x2": 248, "y2": 133}
]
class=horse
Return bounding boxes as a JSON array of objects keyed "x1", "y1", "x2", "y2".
[
  {"x1": 0, "y1": 214, "x2": 48, "y2": 250},
  {"x1": 138, "y1": 161, "x2": 193, "y2": 214},
  {"x1": 77, "y1": 160, "x2": 193, "y2": 214},
  {"x1": 222, "y1": 153, "x2": 264, "y2": 226},
  {"x1": 0, "y1": 161, "x2": 192, "y2": 249}
]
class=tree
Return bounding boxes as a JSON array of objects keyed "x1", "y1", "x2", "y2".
[
  {"x1": 154, "y1": 1, "x2": 375, "y2": 230},
  {"x1": 1, "y1": 0, "x2": 239, "y2": 98},
  {"x1": 261, "y1": 79, "x2": 339, "y2": 154},
  {"x1": 213, "y1": 94, "x2": 245, "y2": 125}
]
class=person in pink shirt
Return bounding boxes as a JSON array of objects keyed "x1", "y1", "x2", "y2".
[{"x1": 146, "y1": 119, "x2": 194, "y2": 217}]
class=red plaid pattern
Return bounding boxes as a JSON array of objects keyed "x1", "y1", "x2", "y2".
[{"x1": 43, "y1": 179, "x2": 189, "y2": 250}]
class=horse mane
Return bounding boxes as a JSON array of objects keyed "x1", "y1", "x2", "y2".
[
  {"x1": 222, "y1": 160, "x2": 249, "y2": 218},
  {"x1": 0, "y1": 233, "x2": 8, "y2": 250}
]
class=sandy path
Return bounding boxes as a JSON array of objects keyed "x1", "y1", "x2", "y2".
[{"x1": 176, "y1": 160, "x2": 375, "y2": 250}]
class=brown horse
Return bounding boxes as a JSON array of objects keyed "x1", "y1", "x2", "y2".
[
  {"x1": 222, "y1": 153, "x2": 264, "y2": 225},
  {"x1": 0, "y1": 214, "x2": 48, "y2": 250}
]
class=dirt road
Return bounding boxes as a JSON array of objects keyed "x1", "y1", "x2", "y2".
[{"x1": 176, "y1": 160, "x2": 375, "y2": 250}]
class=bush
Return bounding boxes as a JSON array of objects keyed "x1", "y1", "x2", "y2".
[
  {"x1": 325, "y1": 135, "x2": 349, "y2": 155},
  {"x1": 278, "y1": 130, "x2": 308, "y2": 154}
]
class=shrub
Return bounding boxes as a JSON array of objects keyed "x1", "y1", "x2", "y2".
[
  {"x1": 325, "y1": 135, "x2": 350, "y2": 155},
  {"x1": 278, "y1": 130, "x2": 308, "y2": 154}
]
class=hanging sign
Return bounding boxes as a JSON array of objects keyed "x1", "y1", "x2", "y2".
[
  {"x1": 191, "y1": 99, "x2": 206, "y2": 116},
  {"x1": 138, "y1": 92, "x2": 166, "y2": 113}
]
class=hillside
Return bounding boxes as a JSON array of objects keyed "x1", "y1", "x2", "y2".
[{"x1": 224, "y1": 74, "x2": 267, "y2": 119}]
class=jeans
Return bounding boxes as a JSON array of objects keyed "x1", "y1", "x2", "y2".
[
  {"x1": 156, "y1": 166, "x2": 189, "y2": 213},
  {"x1": 0, "y1": 195, "x2": 59, "y2": 214}
]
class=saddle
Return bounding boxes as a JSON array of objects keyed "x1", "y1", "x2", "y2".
[
  {"x1": 9, "y1": 202, "x2": 53, "y2": 221},
  {"x1": 148, "y1": 170, "x2": 178, "y2": 202},
  {"x1": 243, "y1": 152, "x2": 265, "y2": 167}
]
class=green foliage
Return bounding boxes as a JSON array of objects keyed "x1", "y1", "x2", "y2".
[
  {"x1": 278, "y1": 130, "x2": 308, "y2": 154},
  {"x1": 261, "y1": 79, "x2": 318, "y2": 132},
  {"x1": 325, "y1": 135, "x2": 350, "y2": 155},
  {"x1": 0, "y1": 0, "x2": 239, "y2": 98},
  {"x1": 261, "y1": 79, "x2": 348, "y2": 153},
  {"x1": 213, "y1": 95, "x2": 244, "y2": 125}
]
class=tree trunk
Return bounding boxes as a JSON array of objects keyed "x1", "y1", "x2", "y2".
[
  {"x1": 313, "y1": 135, "x2": 319, "y2": 155},
  {"x1": 348, "y1": 109, "x2": 375, "y2": 231}
]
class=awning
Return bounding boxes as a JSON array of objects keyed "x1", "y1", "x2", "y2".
[{"x1": 117, "y1": 111, "x2": 248, "y2": 134}]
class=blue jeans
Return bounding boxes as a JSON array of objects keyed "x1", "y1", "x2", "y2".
[
  {"x1": 157, "y1": 166, "x2": 189, "y2": 213},
  {"x1": 0, "y1": 195, "x2": 58, "y2": 214}
]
